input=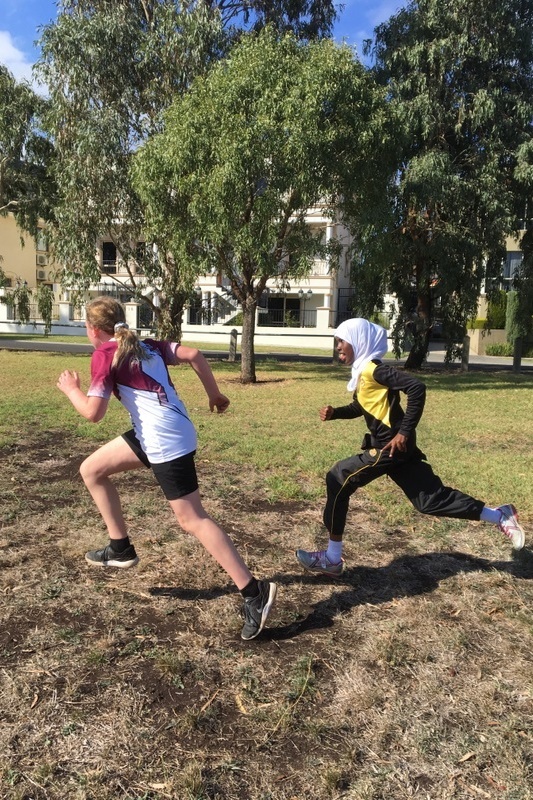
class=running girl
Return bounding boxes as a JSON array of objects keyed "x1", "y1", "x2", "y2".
[
  {"x1": 296, "y1": 317, "x2": 526, "y2": 577},
  {"x1": 57, "y1": 296, "x2": 276, "y2": 640}
]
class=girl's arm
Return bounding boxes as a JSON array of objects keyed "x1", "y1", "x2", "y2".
[
  {"x1": 174, "y1": 345, "x2": 230, "y2": 413},
  {"x1": 57, "y1": 370, "x2": 109, "y2": 422}
]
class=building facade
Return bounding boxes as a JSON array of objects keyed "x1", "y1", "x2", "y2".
[{"x1": 0, "y1": 210, "x2": 528, "y2": 349}]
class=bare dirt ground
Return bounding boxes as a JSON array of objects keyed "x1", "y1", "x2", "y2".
[{"x1": 2, "y1": 430, "x2": 533, "y2": 799}]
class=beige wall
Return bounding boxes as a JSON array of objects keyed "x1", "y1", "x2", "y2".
[
  {"x1": 0, "y1": 213, "x2": 54, "y2": 288},
  {"x1": 467, "y1": 327, "x2": 507, "y2": 355}
]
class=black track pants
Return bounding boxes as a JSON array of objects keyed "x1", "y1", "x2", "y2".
[{"x1": 323, "y1": 448, "x2": 485, "y2": 538}]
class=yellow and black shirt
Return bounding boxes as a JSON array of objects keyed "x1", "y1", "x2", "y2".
[{"x1": 330, "y1": 360, "x2": 426, "y2": 450}]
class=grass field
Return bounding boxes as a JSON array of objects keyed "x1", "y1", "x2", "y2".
[{"x1": 1, "y1": 349, "x2": 533, "y2": 799}]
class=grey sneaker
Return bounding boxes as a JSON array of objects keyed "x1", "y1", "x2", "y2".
[
  {"x1": 85, "y1": 543, "x2": 139, "y2": 568},
  {"x1": 497, "y1": 504, "x2": 525, "y2": 550},
  {"x1": 241, "y1": 580, "x2": 277, "y2": 641},
  {"x1": 295, "y1": 549, "x2": 345, "y2": 578}
]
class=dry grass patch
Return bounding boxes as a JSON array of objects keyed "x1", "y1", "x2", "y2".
[{"x1": 1, "y1": 353, "x2": 533, "y2": 798}]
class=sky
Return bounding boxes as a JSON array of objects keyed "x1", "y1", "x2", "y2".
[{"x1": 0, "y1": 0, "x2": 403, "y2": 85}]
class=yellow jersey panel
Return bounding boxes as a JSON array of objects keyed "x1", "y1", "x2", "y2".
[{"x1": 357, "y1": 362, "x2": 391, "y2": 428}]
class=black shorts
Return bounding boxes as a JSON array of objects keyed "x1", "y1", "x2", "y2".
[{"x1": 122, "y1": 429, "x2": 199, "y2": 501}]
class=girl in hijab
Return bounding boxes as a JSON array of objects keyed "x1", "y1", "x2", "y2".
[{"x1": 296, "y1": 318, "x2": 525, "y2": 577}]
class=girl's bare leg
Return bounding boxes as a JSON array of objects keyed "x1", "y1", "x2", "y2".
[
  {"x1": 80, "y1": 436, "x2": 144, "y2": 540},
  {"x1": 168, "y1": 489, "x2": 253, "y2": 590}
]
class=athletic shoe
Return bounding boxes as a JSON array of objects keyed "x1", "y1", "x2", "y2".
[
  {"x1": 241, "y1": 580, "x2": 277, "y2": 641},
  {"x1": 295, "y1": 549, "x2": 345, "y2": 578},
  {"x1": 85, "y1": 543, "x2": 139, "y2": 569},
  {"x1": 497, "y1": 504, "x2": 525, "y2": 550}
]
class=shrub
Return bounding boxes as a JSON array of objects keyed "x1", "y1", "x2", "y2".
[
  {"x1": 505, "y1": 290, "x2": 533, "y2": 344},
  {"x1": 486, "y1": 341, "x2": 533, "y2": 357},
  {"x1": 486, "y1": 290, "x2": 507, "y2": 329},
  {"x1": 469, "y1": 318, "x2": 487, "y2": 330},
  {"x1": 225, "y1": 311, "x2": 243, "y2": 326},
  {"x1": 486, "y1": 342, "x2": 513, "y2": 356}
]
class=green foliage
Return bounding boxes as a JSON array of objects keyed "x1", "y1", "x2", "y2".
[
  {"x1": 10, "y1": 282, "x2": 32, "y2": 325},
  {"x1": 0, "y1": 65, "x2": 55, "y2": 238},
  {"x1": 36, "y1": 0, "x2": 337, "y2": 339},
  {"x1": 484, "y1": 341, "x2": 533, "y2": 356},
  {"x1": 505, "y1": 289, "x2": 533, "y2": 343},
  {"x1": 510, "y1": 229, "x2": 533, "y2": 343},
  {"x1": 36, "y1": 284, "x2": 54, "y2": 335},
  {"x1": 354, "y1": 0, "x2": 533, "y2": 368},
  {"x1": 133, "y1": 28, "x2": 388, "y2": 381},
  {"x1": 486, "y1": 342, "x2": 513, "y2": 356},
  {"x1": 37, "y1": 0, "x2": 225, "y2": 334},
  {"x1": 487, "y1": 290, "x2": 507, "y2": 330},
  {"x1": 225, "y1": 311, "x2": 243, "y2": 326},
  {"x1": 219, "y1": 0, "x2": 337, "y2": 38},
  {"x1": 370, "y1": 311, "x2": 391, "y2": 330},
  {"x1": 1, "y1": 282, "x2": 54, "y2": 333}
]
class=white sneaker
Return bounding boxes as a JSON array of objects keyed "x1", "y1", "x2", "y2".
[
  {"x1": 295, "y1": 549, "x2": 345, "y2": 578},
  {"x1": 497, "y1": 504, "x2": 525, "y2": 550}
]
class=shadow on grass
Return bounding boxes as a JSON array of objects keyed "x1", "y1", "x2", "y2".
[
  {"x1": 148, "y1": 547, "x2": 533, "y2": 640},
  {"x1": 265, "y1": 547, "x2": 533, "y2": 640}
]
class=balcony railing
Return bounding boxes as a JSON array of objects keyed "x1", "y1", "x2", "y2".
[
  {"x1": 257, "y1": 308, "x2": 317, "y2": 328},
  {"x1": 310, "y1": 258, "x2": 330, "y2": 276}
]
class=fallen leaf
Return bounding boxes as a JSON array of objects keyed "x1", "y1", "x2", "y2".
[
  {"x1": 235, "y1": 693, "x2": 248, "y2": 714},
  {"x1": 458, "y1": 751, "x2": 477, "y2": 763}
]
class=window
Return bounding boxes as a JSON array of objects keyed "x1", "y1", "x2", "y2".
[
  {"x1": 102, "y1": 242, "x2": 117, "y2": 274},
  {"x1": 504, "y1": 251, "x2": 523, "y2": 281},
  {"x1": 36, "y1": 229, "x2": 48, "y2": 252}
]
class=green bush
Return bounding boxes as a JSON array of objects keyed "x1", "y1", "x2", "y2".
[
  {"x1": 486, "y1": 341, "x2": 533, "y2": 357},
  {"x1": 505, "y1": 290, "x2": 533, "y2": 343},
  {"x1": 372, "y1": 312, "x2": 391, "y2": 330},
  {"x1": 487, "y1": 290, "x2": 507, "y2": 329},
  {"x1": 469, "y1": 318, "x2": 487, "y2": 330},
  {"x1": 485, "y1": 342, "x2": 513, "y2": 356},
  {"x1": 225, "y1": 311, "x2": 243, "y2": 326}
]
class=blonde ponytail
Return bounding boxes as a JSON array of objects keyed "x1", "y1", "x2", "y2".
[{"x1": 85, "y1": 297, "x2": 149, "y2": 368}]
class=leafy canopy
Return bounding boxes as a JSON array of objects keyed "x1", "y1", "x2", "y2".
[
  {"x1": 133, "y1": 28, "x2": 389, "y2": 381},
  {"x1": 37, "y1": 0, "x2": 222, "y2": 299},
  {"x1": 354, "y1": 0, "x2": 533, "y2": 366},
  {"x1": 0, "y1": 65, "x2": 55, "y2": 240},
  {"x1": 36, "y1": 0, "x2": 337, "y2": 336}
]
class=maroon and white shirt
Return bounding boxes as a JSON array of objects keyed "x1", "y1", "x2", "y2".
[{"x1": 87, "y1": 339, "x2": 197, "y2": 464}]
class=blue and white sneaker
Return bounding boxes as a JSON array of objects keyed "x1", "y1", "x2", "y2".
[
  {"x1": 497, "y1": 504, "x2": 525, "y2": 550},
  {"x1": 295, "y1": 549, "x2": 345, "y2": 578}
]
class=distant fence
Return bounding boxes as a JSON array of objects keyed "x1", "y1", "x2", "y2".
[{"x1": 10, "y1": 303, "x2": 60, "y2": 323}]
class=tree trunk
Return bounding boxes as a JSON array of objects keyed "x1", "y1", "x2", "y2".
[
  {"x1": 156, "y1": 290, "x2": 187, "y2": 341},
  {"x1": 404, "y1": 269, "x2": 432, "y2": 370},
  {"x1": 240, "y1": 298, "x2": 257, "y2": 383}
]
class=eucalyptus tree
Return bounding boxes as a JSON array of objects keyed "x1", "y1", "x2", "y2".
[
  {"x1": 133, "y1": 29, "x2": 388, "y2": 382},
  {"x1": 0, "y1": 64, "x2": 55, "y2": 244},
  {"x1": 513, "y1": 140, "x2": 533, "y2": 359},
  {"x1": 352, "y1": 0, "x2": 533, "y2": 367},
  {"x1": 37, "y1": 1, "x2": 224, "y2": 336},
  {"x1": 206, "y1": 0, "x2": 336, "y2": 37},
  {"x1": 36, "y1": 0, "x2": 337, "y2": 337}
]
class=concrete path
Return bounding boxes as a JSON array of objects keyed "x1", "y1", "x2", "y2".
[{"x1": 1, "y1": 336, "x2": 532, "y2": 372}]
